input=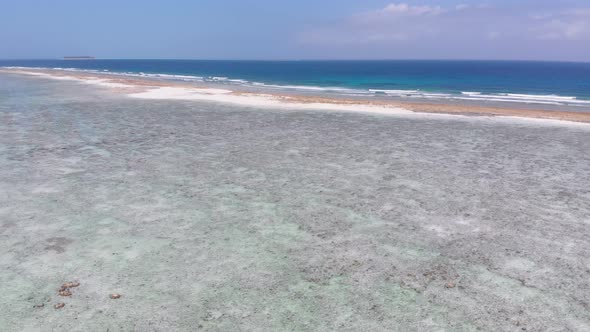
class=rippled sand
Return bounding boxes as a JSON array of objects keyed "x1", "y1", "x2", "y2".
[{"x1": 0, "y1": 73, "x2": 589, "y2": 331}]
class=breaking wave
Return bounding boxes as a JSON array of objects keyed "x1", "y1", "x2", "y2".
[{"x1": 3, "y1": 66, "x2": 590, "y2": 107}]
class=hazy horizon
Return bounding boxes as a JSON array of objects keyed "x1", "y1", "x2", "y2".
[
  {"x1": 2, "y1": 58, "x2": 590, "y2": 64},
  {"x1": 1, "y1": 0, "x2": 589, "y2": 62}
]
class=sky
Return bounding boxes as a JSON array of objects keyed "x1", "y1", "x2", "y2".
[{"x1": 1, "y1": 0, "x2": 589, "y2": 61}]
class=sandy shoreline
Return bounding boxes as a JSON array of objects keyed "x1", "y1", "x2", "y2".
[{"x1": 2, "y1": 67, "x2": 590, "y2": 124}]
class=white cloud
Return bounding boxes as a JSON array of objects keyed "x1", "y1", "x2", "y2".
[
  {"x1": 531, "y1": 8, "x2": 590, "y2": 40},
  {"x1": 352, "y1": 3, "x2": 445, "y2": 24},
  {"x1": 378, "y1": 3, "x2": 444, "y2": 16},
  {"x1": 487, "y1": 31, "x2": 501, "y2": 40},
  {"x1": 300, "y1": 3, "x2": 470, "y2": 44},
  {"x1": 299, "y1": 3, "x2": 590, "y2": 44},
  {"x1": 535, "y1": 19, "x2": 589, "y2": 40}
]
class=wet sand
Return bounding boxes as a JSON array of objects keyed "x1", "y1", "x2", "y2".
[
  {"x1": 2, "y1": 67, "x2": 590, "y2": 124},
  {"x1": 0, "y1": 72, "x2": 589, "y2": 331}
]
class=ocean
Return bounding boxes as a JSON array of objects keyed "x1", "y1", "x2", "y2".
[{"x1": 1, "y1": 59, "x2": 589, "y2": 107}]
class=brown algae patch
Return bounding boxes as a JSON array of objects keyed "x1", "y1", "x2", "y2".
[{"x1": 44, "y1": 237, "x2": 74, "y2": 253}]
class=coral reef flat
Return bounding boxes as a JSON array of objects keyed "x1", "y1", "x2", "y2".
[{"x1": 0, "y1": 74, "x2": 589, "y2": 331}]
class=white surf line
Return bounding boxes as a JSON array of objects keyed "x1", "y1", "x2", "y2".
[
  {"x1": 2, "y1": 68, "x2": 137, "y2": 89},
  {"x1": 128, "y1": 86, "x2": 418, "y2": 117},
  {"x1": 128, "y1": 86, "x2": 590, "y2": 128},
  {"x1": 3, "y1": 68, "x2": 589, "y2": 128}
]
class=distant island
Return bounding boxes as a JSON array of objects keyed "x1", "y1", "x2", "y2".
[{"x1": 63, "y1": 56, "x2": 95, "y2": 60}]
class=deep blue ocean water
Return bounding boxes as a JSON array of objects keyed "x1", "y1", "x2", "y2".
[{"x1": 1, "y1": 59, "x2": 589, "y2": 106}]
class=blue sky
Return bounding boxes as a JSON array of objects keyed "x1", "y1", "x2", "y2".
[{"x1": 1, "y1": 0, "x2": 589, "y2": 61}]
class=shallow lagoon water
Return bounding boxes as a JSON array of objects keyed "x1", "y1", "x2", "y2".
[{"x1": 0, "y1": 74, "x2": 589, "y2": 331}]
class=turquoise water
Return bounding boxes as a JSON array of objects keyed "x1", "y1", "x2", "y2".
[{"x1": 2, "y1": 59, "x2": 589, "y2": 107}]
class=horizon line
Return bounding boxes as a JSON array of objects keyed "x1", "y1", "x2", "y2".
[{"x1": 0, "y1": 57, "x2": 589, "y2": 64}]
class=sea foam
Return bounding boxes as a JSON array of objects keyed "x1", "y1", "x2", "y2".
[{"x1": 3, "y1": 65, "x2": 590, "y2": 107}]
